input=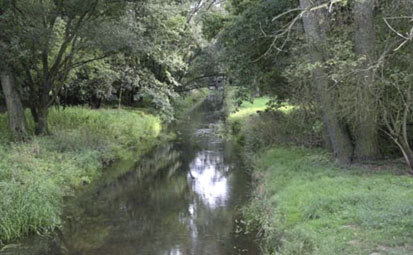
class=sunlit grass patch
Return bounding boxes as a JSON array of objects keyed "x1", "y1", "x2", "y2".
[
  {"x1": 228, "y1": 97, "x2": 294, "y2": 124},
  {"x1": 228, "y1": 97, "x2": 269, "y2": 123}
]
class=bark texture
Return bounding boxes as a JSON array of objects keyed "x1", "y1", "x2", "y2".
[
  {"x1": 1, "y1": 67, "x2": 29, "y2": 141},
  {"x1": 300, "y1": 0, "x2": 354, "y2": 164},
  {"x1": 34, "y1": 90, "x2": 50, "y2": 135},
  {"x1": 353, "y1": 0, "x2": 380, "y2": 161}
]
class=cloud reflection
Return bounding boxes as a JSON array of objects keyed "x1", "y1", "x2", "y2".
[{"x1": 188, "y1": 151, "x2": 229, "y2": 208}]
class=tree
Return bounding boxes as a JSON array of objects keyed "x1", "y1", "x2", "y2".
[
  {"x1": 0, "y1": 1, "x2": 29, "y2": 141},
  {"x1": 352, "y1": 0, "x2": 380, "y2": 161},
  {"x1": 0, "y1": 67, "x2": 28, "y2": 141},
  {"x1": 217, "y1": 0, "x2": 294, "y2": 101},
  {"x1": 380, "y1": 78, "x2": 413, "y2": 172},
  {"x1": 299, "y1": 0, "x2": 353, "y2": 164},
  {"x1": 377, "y1": 1, "x2": 413, "y2": 171},
  {"x1": 4, "y1": 0, "x2": 130, "y2": 134}
]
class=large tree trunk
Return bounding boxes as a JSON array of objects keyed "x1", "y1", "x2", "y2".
[
  {"x1": 0, "y1": 67, "x2": 29, "y2": 141},
  {"x1": 300, "y1": 0, "x2": 354, "y2": 164},
  {"x1": 353, "y1": 0, "x2": 380, "y2": 161}
]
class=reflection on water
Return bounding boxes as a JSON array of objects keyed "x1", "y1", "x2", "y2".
[
  {"x1": 1, "y1": 95, "x2": 258, "y2": 255},
  {"x1": 189, "y1": 151, "x2": 229, "y2": 209}
]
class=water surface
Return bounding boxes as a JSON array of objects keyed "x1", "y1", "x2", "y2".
[{"x1": 2, "y1": 96, "x2": 258, "y2": 255}]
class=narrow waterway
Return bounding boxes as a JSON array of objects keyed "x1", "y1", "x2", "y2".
[{"x1": 3, "y1": 94, "x2": 258, "y2": 255}]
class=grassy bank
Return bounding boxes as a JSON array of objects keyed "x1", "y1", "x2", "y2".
[
  {"x1": 227, "y1": 98, "x2": 413, "y2": 254},
  {"x1": 245, "y1": 148, "x2": 413, "y2": 255},
  {"x1": 0, "y1": 107, "x2": 164, "y2": 244}
]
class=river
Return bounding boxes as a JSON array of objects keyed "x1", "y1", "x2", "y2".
[{"x1": 2, "y1": 94, "x2": 259, "y2": 255}]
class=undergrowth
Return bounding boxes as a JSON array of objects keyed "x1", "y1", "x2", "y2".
[
  {"x1": 226, "y1": 96, "x2": 315, "y2": 150},
  {"x1": 0, "y1": 107, "x2": 163, "y2": 244}
]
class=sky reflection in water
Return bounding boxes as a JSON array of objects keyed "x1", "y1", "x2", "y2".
[{"x1": 188, "y1": 151, "x2": 229, "y2": 209}]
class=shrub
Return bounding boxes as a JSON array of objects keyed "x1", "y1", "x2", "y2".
[{"x1": 240, "y1": 109, "x2": 324, "y2": 153}]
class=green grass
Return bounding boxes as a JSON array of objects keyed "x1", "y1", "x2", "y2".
[
  {"x1": 0, "y1": 107, "x2": 164, "y2": 244},
  {"x1": 226, "y1": 96, "x2": 413, "y2": 254},
  {"x1": 227, "y1": 97, "x2": 294, "y2": 123},
  {"x1": 244, "y1": 147, "x2": 413, "y2": 255},
  {"x1": 228, "y1": 97, "x2": 270, "y2": 124},
  {"x1": 226, "y1": 97, "x2": 297, "y2": 145}
]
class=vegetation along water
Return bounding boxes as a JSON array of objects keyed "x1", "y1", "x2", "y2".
[{"x1": 1, "y1": 0, "x2": 413, "y2": 254}]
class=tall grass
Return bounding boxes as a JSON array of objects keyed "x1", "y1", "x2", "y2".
[
  {"x1": 0, "y1": 107, "x2": 163, "y2": 244},
  {"x1": 48, "y1": 107, "x2": 162, "y2": 155}
]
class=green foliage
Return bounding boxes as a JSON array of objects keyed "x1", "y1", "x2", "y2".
[
  {"x1": 218, "y1": 0, "x2": 412, "y2": 166},
  {"x1": 227, "y1": 97, "x2": 270, "y2": 124},
  {"x1": 244, "y1": 147, "x2": 413, "y2": 255},
  {"x1": 226, "y1": 97, "x2": 321, "y2": 150},
  {"x1": 0, "y1": 107, "x2": 163, "y2": 243},
  {"x1": 283, "y1": 36, "x2": 371, "y2": 121},
  {"x1": 63, "y1": 58, "x2": 117, "y2": 107},
  {"x1": 241, "y1": 109, "x2": 323, "y2": 152},
  {"x1": 201, "y1": 11, "x2": 229, "y2": 41},
  {"x1": 1, "y1": 0, "x2": 214, "y2": 130},
  {"x1": 217, "y1": 0, "x2": 295, "y2": 99},
  {"x1": 172, "y1": 88, "x2": 210, "y2": 118},
  {"x1": 48, "y1": 107, "x2": 161, "y2": 151}
]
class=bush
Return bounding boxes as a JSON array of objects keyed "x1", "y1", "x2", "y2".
[{"x1": 238, "y1": 109, "x2": 324, "y2": 153}]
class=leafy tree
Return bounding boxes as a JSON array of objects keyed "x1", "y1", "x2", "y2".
[
  {"x1": 0, "y1": 0, "x2": 145, "y2": 134},
  {"x1": 213, "y1": 0, "x2": 413, "y2": 169},
  {"x1": 299, "y1": 0, "x2": 353, "y2": 164}
]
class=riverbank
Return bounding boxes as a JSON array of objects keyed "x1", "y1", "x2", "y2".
[
  {"x1": 0, "y1": 107, "x2": 167, "y2": 245},
  {"x1": 228, "y1": 98, "x2": 413, "y2": 255}
]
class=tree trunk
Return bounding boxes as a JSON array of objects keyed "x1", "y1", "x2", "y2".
[
  {"x1": 35, "y1": 105, "x2": 49, "y2": 135},
  {"x1": 300, "y1": 0, "x2": 354, "y2": 164},
  {"x1": 399, "y1": 140, "x2": 413, "y2": 172},
  {"x1": 118, "y1": 86, "x2": 123, "y2": 109},
  {"x1": 0, "y1": 67, "x2": 29, "y2": 141},
  {"x1": 34, "y1": 92, "x2": 50, "y2": 135},
  {"x1": 353, "y1": 0, "x2": 380, "y2": 161}
]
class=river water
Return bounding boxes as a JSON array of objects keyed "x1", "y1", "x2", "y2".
[{"x1": 2, "y1": 95, "x2": 259, "y2": 255}]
